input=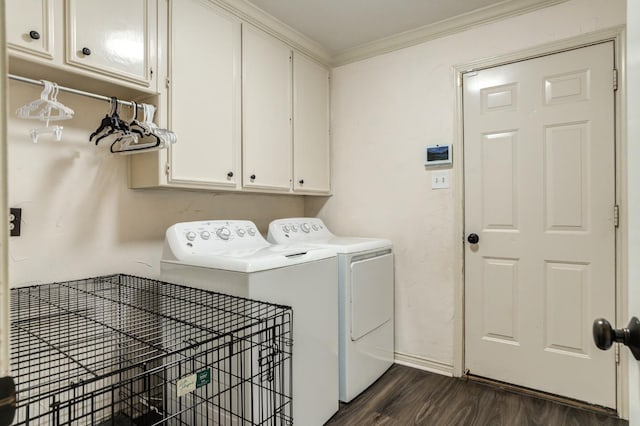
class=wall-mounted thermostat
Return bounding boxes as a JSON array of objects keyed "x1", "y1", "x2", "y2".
[{"x1": 425, "y1": 144, "x2": 452, "y2": 166}]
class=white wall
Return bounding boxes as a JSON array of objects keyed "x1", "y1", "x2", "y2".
[
  {"x1": 626, "y1": 1, "x2": 640, "y2": 422},
  {"x1": 7, "y1": 82, "x2": 304, "y2": 286},
  {"x1": 307, "y1": 0, "x2": 626, "y2": 370}
]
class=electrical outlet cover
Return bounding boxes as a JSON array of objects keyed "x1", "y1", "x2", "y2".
[
  {"x1": 10, "y1": 207, "x2": 22, "y2": 236},
  {"x1": 431, "y1": 171, "x2": 450, "y2": 189}
]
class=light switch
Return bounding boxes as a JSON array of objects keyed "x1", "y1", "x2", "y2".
[{"x1": 431, "y1": 171, "x2": 450, "y2": 189}]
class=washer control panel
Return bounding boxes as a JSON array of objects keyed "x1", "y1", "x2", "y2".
[
  {"x1": 166, "y1": 220, "x2": 267, "y2": 251},
  {"x1": 268, "y1": 218, "x2": 333, "y2": 243}
]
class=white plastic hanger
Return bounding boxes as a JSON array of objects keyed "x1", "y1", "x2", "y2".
[
  {"x1": 17, "y1": 81, "x2": 74, "y2": 143},
  {"x1": 142, "y1": 103, "x2": 177, "y2": 147},
  {"x1": 16, "y1": 81, "x2": 74, "y2": 121}
]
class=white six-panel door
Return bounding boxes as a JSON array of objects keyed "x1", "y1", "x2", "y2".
[{"x1": 463, "y1": 42, "x2": 616, "y2": 407}]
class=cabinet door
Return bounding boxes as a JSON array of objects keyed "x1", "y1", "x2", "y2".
[
  {"x1": 242, "y1": 25, "x2": 292, "y2": 191},
  {"x1": 293, "y1": 53, "x2": 330, "y2": 194},
  {"x1": 167, "y1": 0, "x2": 241, "y2": 189},
  {"x1": 6, "y1": 0, "x2": 54, "y2": 59},
  {"x1": 65, "y1": 0, "x2": 154, "y2": 86}
]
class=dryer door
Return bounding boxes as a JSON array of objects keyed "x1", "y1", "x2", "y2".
[{"x1": 350, "y1": 253, "x2": 394, "y2": 341}]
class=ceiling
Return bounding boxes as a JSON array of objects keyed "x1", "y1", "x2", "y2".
[{"x1": 246, "y1": 0, "x2": 549, "y2": 56}]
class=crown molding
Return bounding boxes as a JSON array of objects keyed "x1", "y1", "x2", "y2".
[
  {"x1": 211, "y1": 0, "x2": 332, "y2": 65},
  {"x1": 331, "y1": 0, "x2": 569, "y2": 67}
]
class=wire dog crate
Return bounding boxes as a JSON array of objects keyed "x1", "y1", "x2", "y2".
[{"x1": 9, "y1": 274, "x2": 293, "y2": 425}]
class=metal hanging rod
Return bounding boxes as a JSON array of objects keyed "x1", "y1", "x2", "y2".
[{"x1": 8, "y1": 73, "x2": 135, "y2": 107}]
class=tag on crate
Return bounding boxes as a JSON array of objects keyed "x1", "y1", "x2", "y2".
[{"x1": 177, "y1": 368, "x2": 211, "y2": 397}]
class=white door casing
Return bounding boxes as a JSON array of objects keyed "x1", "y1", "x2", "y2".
[
  {"x1": 626, "y1": 1, "x2": 640, "y2": 423},
  {"x1": 464, "y1": 42, "x2": 616, "y2": 407},
  {"x1": 0, "y1": 0, "x2": 9, "y2": 379}
]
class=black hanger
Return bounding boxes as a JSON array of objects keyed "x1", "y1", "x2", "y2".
[
  {"x1": 90, "y1": 97, "x2": 131, "y2": 145},
  {"x1": 110, "y1": 127, "x2": 162, "y2": 153},
  {"x1": 127, "y1": 102, "x2": 147, "y2": 137}
]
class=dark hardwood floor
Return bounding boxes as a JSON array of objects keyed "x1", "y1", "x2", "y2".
[{"x1": 325, "y1": 364, "x2": 627, "y2": 425}]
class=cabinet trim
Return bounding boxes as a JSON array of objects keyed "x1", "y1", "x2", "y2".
[{"x1": 209, "y1": 0, "x2": 330, "y2": 65}]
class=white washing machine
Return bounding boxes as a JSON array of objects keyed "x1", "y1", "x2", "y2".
[
  {"x1": 268, "y1": 218, "x2": 394, "y2": 403},
  {"x1": 160, "y1": 220, "x2": 339, "y2": 426}
]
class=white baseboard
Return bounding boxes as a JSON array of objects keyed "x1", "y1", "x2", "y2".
[{"x1": 394, "y1": 351, "x2": 454, "y2": 377}]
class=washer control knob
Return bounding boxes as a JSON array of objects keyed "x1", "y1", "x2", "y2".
[
  {"x1": 291, "y1": 225, "x2": 298, "y2": 232},
  {"x1": 185, "y1": 231, "x2": 197, "y2": 241},
  {"x1": 216, "y1": 227, "x2": 232, "y2": 240},
  {"x1": 282, "y1": 225, "x2": 290, "y2": 233},
  {"x1": 312, "y1": 224, "x2": 319, "y2": 231},
  {"x1": 301, "y1": 223, "x2": 311, "y2": 233},
  {"x1": 247, "y1": 227, "x2": 256, "y2": 236},
  {"x1": 200, "y1": 231, "x2": 211, "y2": 240},
  {"x1": 236, "y1": 228, "x2": 246, "y2": 237}
]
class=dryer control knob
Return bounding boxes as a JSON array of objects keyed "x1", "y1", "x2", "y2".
[
  {"x1": 236, "y1": 228, "x2": 246, "y2": 237},
  {"x1": 200, "y1": 231, "x2": 211, "y2": 240},
  {"x1": 301, "y1": 223, "x2": 311, "y2": 233},
  {"x1": 282, "y1": 225, "x2": 290, "y2": 233},
  {"x1": 185, "y1": 231, "x2": 197, "y2": 241},
  {"x1": 216, "y1": 227, "x2": 231, "y2": 240},
  {"x1": 247, "y1": 227, "x2": 256, "y2": 236},
  {"x1": 312, "y1": 224, "x2": 319, "y2": 231},
  {"x1": 291, "y1": 225, "x2": 298, "y2": 232}
]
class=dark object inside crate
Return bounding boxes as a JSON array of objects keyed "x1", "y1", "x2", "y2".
[{"x1": 9, "y1": 274, "x2": 293, "y2": 425}]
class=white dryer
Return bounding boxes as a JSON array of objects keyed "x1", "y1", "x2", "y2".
[
  {"x1": 268, "y1": 218, "x2": 394, "y2": 403},
  {"x1": 161, "y1": 220, "x2": 339, "y2": 426}
]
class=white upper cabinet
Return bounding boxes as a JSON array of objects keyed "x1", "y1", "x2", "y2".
[
  {"x1": 130, "y1": 2, "x2": 331, "y2": 195},
  {"x1": 6, "y1": 0, "x2": 54, "y2": 59},
  {"x1": 65, "y1": 0, "x2": 155, "y2": 86},
  {"x1": 242, "y1": 25, "x2": 292, "y2": 192},
  {"x1": 293, "y1": 53, "x2": 331, "y2": 194},
  {"x1": 6, "y1": 0, "x2": 157, "y2": 91},
  {"x1": 166, "y1": 0, "x2": 241, "y2": 189}
]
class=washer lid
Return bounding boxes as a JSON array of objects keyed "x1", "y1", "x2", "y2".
[
  {"x1": 309, "y1": 237, "x2": 392, "y2": 254},
  {"x1": 161, "y1": 244, "x2": 336, "y2": 273},
  {"x1": 268, "y1": 218, "x2": 391, "y2": 253},
  {"x1": 162, "y1": 220, "x2": 336, "y2": 272}
]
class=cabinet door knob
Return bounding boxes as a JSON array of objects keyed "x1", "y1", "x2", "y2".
[
  {"x1": 81, "y1": 47, "x2": 91, "y2": 56},
  {"x1": 29, "y1": 30, "x2": 40, "y2": 40},
  {"x1": 250, "y1": 174, "x2": 256, "y2": 180},
  {"x1": 227, "y1": 171, "x2": 233, "y2": 178},
  {"x1": 298, "y1": 179, "x2": 304, "y2": 185}
]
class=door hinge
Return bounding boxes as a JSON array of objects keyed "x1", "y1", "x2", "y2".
[
  {"x1": 613, "y1": 69, "x2": 618, "y2": 91},
  {"x1": 165, "y1": 163, "x2": 171, "y2": 176},
  {"x1": 614, "y1": 204, "x2": 619, "y2": 228},
  {"x1": 165, "y1": 78, "x2": 170, "y2": 89},
  {"x1": 615, "y1": 344, "x2": 620, "y2": 364}
]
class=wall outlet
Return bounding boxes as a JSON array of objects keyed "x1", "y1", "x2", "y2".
[
  {"x1": 431, "y1": 171, "x2": 450, "y2": 189},
  {"x1": 10, "y1": 208, "x2": 22, "y2": 237}
]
